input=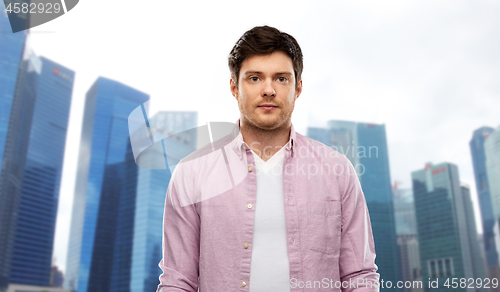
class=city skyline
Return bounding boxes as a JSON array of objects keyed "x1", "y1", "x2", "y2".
[
  {"x1": 0, "y1": 10, "x2": 75, "y2": 291},
  {"x1": 412, "y1": 162, "x2": 486, "y2": 292},
  {"x1": 130, "y1": 111, "x2": 198, "y2": 292},
  {"x1": 470, "y1": 126, "x2": 500, "y2": 282},
  {"x1": 307, "y1": 120, "x2": 401, "y2": 291},
  {"x1": 64, "y1": 77, "x2": 149, "y2": 292},
  {"x1": 1, "y1": 0, "x2": 499, "y2": 280}
]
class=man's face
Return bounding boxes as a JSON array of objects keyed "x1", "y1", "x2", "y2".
[{"x1": 231, "y1": 51, "x2": 302, "y2": 131}]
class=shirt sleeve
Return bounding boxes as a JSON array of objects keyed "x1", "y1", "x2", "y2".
[
  {"x1": 339, "y1": 158, "x2": 380, "y2": 292},
  {"x1": 157, "y1": 171, "x2": 200, "y2": 292}
]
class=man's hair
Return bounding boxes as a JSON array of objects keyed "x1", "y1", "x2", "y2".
[{"x1": 228, "y1": 25, "x2": 303, "y2": 89}]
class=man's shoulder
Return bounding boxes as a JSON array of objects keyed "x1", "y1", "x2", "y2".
[
  {"x1": 172, "y1": 135, "x2": 236, "y2": 184},
  {"x1": 169, "y1": 132, "x2": 238, "y2": 203}
]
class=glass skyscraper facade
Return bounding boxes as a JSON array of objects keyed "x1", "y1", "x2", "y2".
[
  {"x1": 393, "y1": 188, "x2": 417, "y2": 236},
  {"x1": 9, "y1": 56, "x2": 74, "y2": 286},
  {"x1": 130, "y1": 111, "x2": 197, "y2": 292},
  {"x1": 469, "y1": 126, "x2": 499, "y2": 280},
  {"x1": 461, "y1": 185, "x2": 487, "y2": 290},
  {"x1": 0, "y1": 10, "x2": 28, "y2": 290},
  {"x1": 393, "y1": 188, "x2": 421, "y2": 292},
  {"x1": 485, "y1": 125, "x2": 500, "y2": 221},
  {"x1": 0, "y1": 10, "x2": 74, "y2": 291},
  {"x1": 148, "y1": 111, "x2": 198, "y2": 148},
  {"x1": 64, "y1": 77, "x2": 149, "y2": 292},
  {"x1": 0, "y1": 9, "x2": 26, "y2": 170},
  {"x1": 412, "y1": 163, "x2": 485, "y2": 292},
  {"x1": 0, "y1": 8, "x2": 74, "y2": 290},
  {"x1": 485, "y1": 125, "x2": 500, "y2": 286},
  {"x1": 307, "y1": 120, "x2": 401, "y2": 291}
]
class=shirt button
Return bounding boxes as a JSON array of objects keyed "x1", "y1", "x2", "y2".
[
  {"x1": 238, "y1": 151, "x2": 241, "y2": 156},
  {"x1": 248, "y1": 166, "x2": 253, "y2": 172},
  {"x1": 241, "y1": 281, "x2": 247, "y2": 287},
  {"x1": 244, "y1": 243, "x2": 249, "y2": 249},
  {"x1": 293, "y1": 148, "x2": 295, "y2": 153},
  {"x1": 243, "y1": 145, "x2": 248, "y2": 150},
  {"x1": 247, "y1": 203, "x2": 253, "y2": 209}
]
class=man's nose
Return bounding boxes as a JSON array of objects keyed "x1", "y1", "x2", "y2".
[{"x1": 262, "y1": 79, "x2": 276, "y2": 97}]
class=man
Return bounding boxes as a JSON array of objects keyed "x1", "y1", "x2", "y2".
[{"x1": 157, "y1": 25, "x2": 379, "y2": 291}]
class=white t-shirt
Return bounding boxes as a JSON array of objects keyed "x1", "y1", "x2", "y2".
[{"x1": 249, "y1": 146, "x2": 290, "y2": 292}]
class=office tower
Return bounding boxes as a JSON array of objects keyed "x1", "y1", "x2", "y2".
[
  {"x1": 9, "y1": 56, "x2": 73, "y2": 287},
  {"x1": 470, "y1": 126, "x2": 499, "y2": 280},
  {"x1": 64, "y1": 78, "x2": 149, "y2": 292},
  {"x1": 148, "y1": 111, "x2": 198, "y2": 148},
  {"x1": 393, "y1": 188, "x2": 421, "y2": 292},
  {"x1": 0, "y1": 9, "x2": 74, "y2": 290},
  {"x1": 485, "y1": 125, "x2": 500, "y2": 221},
  {"x1": 412, "y1": 163, "x2": 485, "y2": 292},
  {"x1": 461, "y1": 185, "x2": 487, "y2": 287},
  {"x1": 129, "y1": 111, "x2": 197, "y2": 292},
  {"x1": 0, "y1": 10, "x2": 28, "y2": 290},
  {"x1": 486, "y1": 125, "x2": 500, "y2": 288},
  {"x1": 307, "y1": 120, "x2": 400, "y2": 291}
]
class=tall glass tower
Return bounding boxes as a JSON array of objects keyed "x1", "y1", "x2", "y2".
[
  {"x1": 485, "y1": 125, "x2": 500, "y2": 287},
  {"x1": 0, "y1": 10, "x2": 28, "y2": 290},
  {"x1": 485, "y1": 125, "x2": 500, "y2": 221},
  {"x1": 64, "y1": 77, "x2": 149, "y2": 292},
  {"x1": 461, "y1": 185, "x2": 487, "y2": 290},
  {"x1": 9, "y1": 56, "x2": 74, "y2": 286},
  {"x1": 128, "y1": 111, "x2": 197, "y2": 292},
  {"x1": 412, "y1": 163, "x2": 485, "y2": 292},
  {"x1": 0, "y1": 8, "x2": 74, "y2": 289},
  {"x1": 307, "y1": 120, "x2": 401, "y2": 291},
  {"x1": 470, "y1": 126, "x2": 499, "y2": 280},
  {"x1": 393, "y1": 188, "x2": 421, "y2": 292}
]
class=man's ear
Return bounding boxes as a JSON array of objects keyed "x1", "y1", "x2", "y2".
[
  {"x1": 295, "y1": 79, "x2": 303, "y2": 101},
  {"x1": 230, "y1": 78, "x2": 238, "y2": 100}
]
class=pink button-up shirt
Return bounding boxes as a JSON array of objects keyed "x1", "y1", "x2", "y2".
[{"x1": 157, "y1": 120, "x2": 380, "y2": 292}]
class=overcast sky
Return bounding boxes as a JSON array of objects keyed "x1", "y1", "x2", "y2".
[{"x1": 24, "y1": 0, "x2": 500, "y2": 272}]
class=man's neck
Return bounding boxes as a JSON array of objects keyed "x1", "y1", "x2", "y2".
[{"x1": 239, "y1": 118, "x2": 291, "y2": 162}]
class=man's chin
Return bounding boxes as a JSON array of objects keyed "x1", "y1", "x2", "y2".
[{"x1": 252, "y1": 118, "x2": 285, "y2": 131}]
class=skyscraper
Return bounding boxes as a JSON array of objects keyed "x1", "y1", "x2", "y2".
[
  {"x1": 307, "y1": 120, "x2": 401, "y2": 291},
  {"x1": 393, "y1": 188, "x2": 421, "y2": 292},
  {"x1": 485, "y1": 125, "x2": 500, "y2": 221},
  {"x1": 0, "y1": 10, "x2": 28, "y2": 290},
  {"x1": 9, "y1": 56, "x2": 74, "y2": 286},
  {"x1": 470, "y1": 126, "x2": 499, "y2": 280},
  {"x1": 0, "y1": 8, "x2": 74, "y2": 289},
  {"x1": 64, "y1": 77, "x2": 149, "y2": 292},
  {"x1": 461, "y1": 185, "x2": 487, "y2": 289},
  {"x1": 129, "y1": 111, "x2": 197, "y2": 292},
  {"x1": 486, "y1": 125, "x2": 500, "y2": 288},
  {"x1": 412, "y1": 163, "x2": 485, "y2": 292}
]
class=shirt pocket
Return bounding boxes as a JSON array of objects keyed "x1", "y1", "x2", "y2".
[{"x1": 307, "y1": 200, "x2": 341, "y2": 254}]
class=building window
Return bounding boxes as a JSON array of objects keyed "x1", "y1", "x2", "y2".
[
  {"x1": 437, "y1": 259, "x2": 444, "y2": 278},
  {"x1": 430, "y1": 261, "x2": 437, "y2": 278},
  {"x1": 428, "y1": 258, "x2": 454, "y2": 278}
]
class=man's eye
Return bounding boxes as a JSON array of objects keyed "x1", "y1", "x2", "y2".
[
  {"x1": 278, "y1": 77, "x2": 287, "y2": 82},
  {"x1": 250, "y1": 77, "x2": 259, "y2": 82}
]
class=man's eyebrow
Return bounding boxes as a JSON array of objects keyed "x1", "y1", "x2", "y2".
[
  {"x1": 242, "y1": 71, "x2": 293, "y2": 76},
  {"x1": 242, "y1": 71, "x2": 263, "y2": 75}
]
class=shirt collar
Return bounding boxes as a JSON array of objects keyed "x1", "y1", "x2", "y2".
[{"x1": 231, "y1": 118, "x2": 296, "y2": 158}]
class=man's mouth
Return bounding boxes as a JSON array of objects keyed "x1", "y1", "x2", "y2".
[{"x1": 258, "y1": 104, "x2": 278, "y2": 110}]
